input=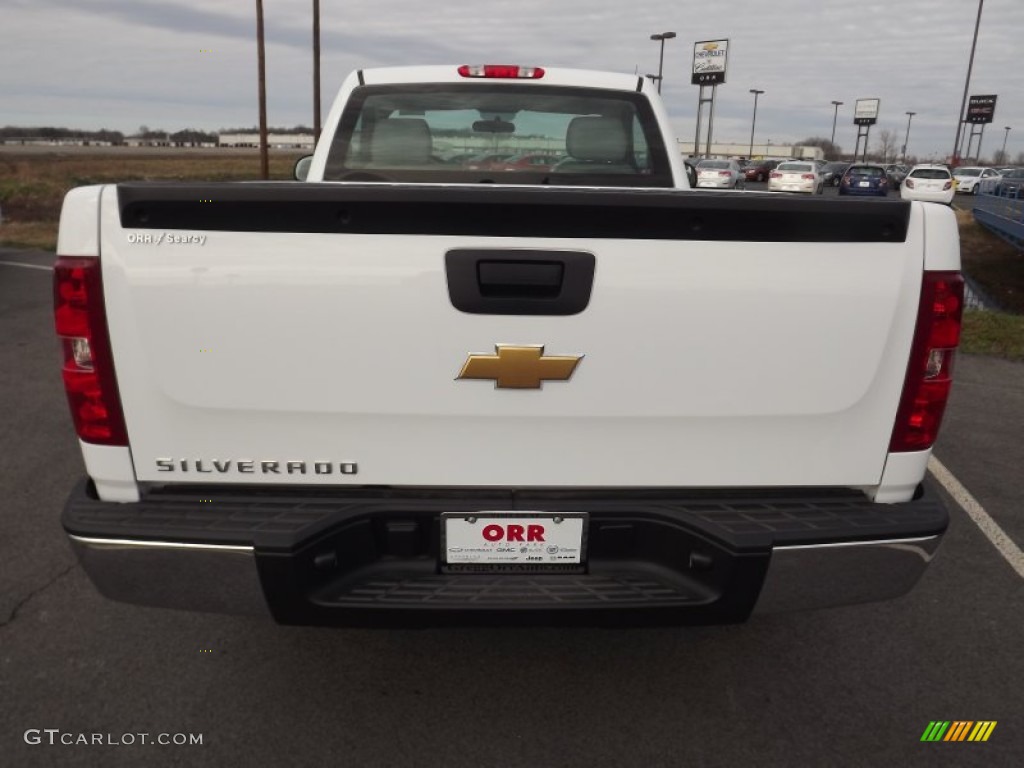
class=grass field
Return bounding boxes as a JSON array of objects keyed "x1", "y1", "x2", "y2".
[
  {"x1": 960, "y1": 310, "x2": 1024, "y2": 362},
  {"x1": 1, "y1": 150, "x2": 1021, "y2": 359},
  {"x1": 0, "y1": 149, "x2": 303, "y2": 250}
]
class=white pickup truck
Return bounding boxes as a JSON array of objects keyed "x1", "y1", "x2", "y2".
[{"x1": 57, "y1": 64, "x2": 963, "y2": 626}]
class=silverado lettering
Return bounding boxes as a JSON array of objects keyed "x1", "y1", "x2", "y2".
[{"x1": 155, "y1": 459, "x2": 358, "y2": 475}]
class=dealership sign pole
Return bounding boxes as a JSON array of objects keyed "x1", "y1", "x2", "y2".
[
  {"x1": 964, "y1": 94, "x2": 997, "y2": 164},
  {"x1": 853, "y1": 98, "x2": 879, "y2": 162},
  {"x1": 952, "y1": 0, "x2": 985, "y2": 165},
  {"x1": 691, "y1": 39, "x2": 728, "y2": 158}
]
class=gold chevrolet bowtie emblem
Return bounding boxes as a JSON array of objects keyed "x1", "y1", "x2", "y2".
[{"x1": 457, "y1": 345, "x2": 583, "y2": 389}]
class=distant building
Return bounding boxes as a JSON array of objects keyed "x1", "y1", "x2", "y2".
[
  {"x1": 678, "y1": 140, "x2": 824, "y2": 162},
  {"x1": 124, "y1": 136, "x2": 216, "y2": 148},
  {"x1": 218, "y1": 133, "x2": 315, "y2": 150},
  {"x1": 0, "y1": 137, "x2": 114, "y2": 147},
  {"x1": 125, "y1": 136, "x2": 171, "y2": 147}
]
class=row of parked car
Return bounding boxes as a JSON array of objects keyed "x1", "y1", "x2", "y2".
[
  {"x1": 445, "y1": 152, "x2": 1024, "y2": 200},
  {"x1": 692, "y1": 158, "x2": 910, "y2": 193},
  {"x1": 691, "y1": 156, "x2": 1024, "y2": 204},
  {"x1": 951, "y1": 166, "x2": 1024, "y2": 197}
]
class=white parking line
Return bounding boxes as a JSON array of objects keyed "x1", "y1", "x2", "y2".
[
  {"x1": 929, "y1": 455, "x2": 1024, "y2": 579},
  {"x1": 0, "y1": 261, "x2": 53, "y2": 271}
]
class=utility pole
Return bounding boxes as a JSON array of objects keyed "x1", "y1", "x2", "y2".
[
  {"x1": 830, "y1": 101, "x2": 843, "y2": 152},
  {"x1": 901, "y1": 112, "x2": 915, "y2": 164},
  {"x1": 256, "y1": 0, "x2": 269, "y2": 179},
  {"x1": 749, "y1": 89, "x2": 764, "y2": 159},
  {"x1": 313, "y1": 0, "x2": 321, "y2": 143},
  {"x1": 827, "y1": 99, "x2": 843, "y2": 146},
  {"x1": 1000, "y1": 126, "x2": 1011, "y2": 163}
]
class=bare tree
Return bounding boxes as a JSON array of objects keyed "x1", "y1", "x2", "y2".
[
  {"x1": 876, "y1": 129, "x2": 898, "y2": 164},
  {"x1": 797, "y1": 136, "x2": 842, "y2": 160}
]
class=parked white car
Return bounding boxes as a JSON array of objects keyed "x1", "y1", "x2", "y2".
[
  {"x1": 952, "y1": 167, "x2": 1001, "y2": 195},
  {"x1": 696, "y1": 159, "x2": 744, "y2": 189},
  {"x1": 769, "y1": 161, "x2": 823, "y2": 194},
  {"x1": 901, "y1": 165, "x2": 955, "y2": 205}
]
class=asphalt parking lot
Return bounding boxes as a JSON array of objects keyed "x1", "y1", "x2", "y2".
[{"x1": 2, "y1": 246, "x2": 1022, "y2": 767}]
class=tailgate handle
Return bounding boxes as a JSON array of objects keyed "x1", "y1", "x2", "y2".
[
  {"x1": 477, "y1": 260, "x2": 563, "y2": 298},
  {"x1": 445, "y1": 249, "x2": 595, "y2": 316}
]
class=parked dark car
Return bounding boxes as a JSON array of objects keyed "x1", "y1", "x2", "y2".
[
  {"x1": 741, "y1": 159, "x2": 777, "y2": 182},
  {"x1": 883, "y1": 164, "x2": 909, "y2": 188},
  {"x1": 684, "y1": 160, "x2": 698, "y2": 188},
  {"x1": 823, "y1": 162, "x2": 850, "y2": 186},
  {"x1": 839, "y1": 164, "x2": 891, "y2": 197},
  {"x1": 992, "y1": 168, "x2": 1024, "y2": 197}
]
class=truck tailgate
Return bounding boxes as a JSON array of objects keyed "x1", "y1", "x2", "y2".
[{"x1": 98, "y1": 183, "x2": 923, "y2": 488}]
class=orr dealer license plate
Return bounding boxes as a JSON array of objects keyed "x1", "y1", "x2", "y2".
[{"x1": 442, "y1": 513, "x2": 586, "y2": 568}]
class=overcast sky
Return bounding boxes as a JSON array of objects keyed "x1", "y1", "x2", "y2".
[{"x1": 2, "y1": 0, "x2": 1022, "y2": 161}]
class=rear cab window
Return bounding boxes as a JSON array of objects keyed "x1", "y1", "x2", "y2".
[
  {"x1": 910, "y1": 168, "x2": 952, "y2": 179},
  {"x1": 848, "y1": 166, "x2": 885, "y2": 177},
  {"x1": 324, "y1": 84, "x2": 673, "y2": 187}
]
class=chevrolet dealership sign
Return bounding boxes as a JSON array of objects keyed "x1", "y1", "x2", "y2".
[{"x1": 692, "y1": 39, "x2": 729, "y2": 85}]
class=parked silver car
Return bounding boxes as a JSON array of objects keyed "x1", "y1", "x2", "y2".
[
  {"x1": 696, "y1": 159, "x2": 745, "y2": 189},
  {"x1": 769, "y1": 161, "x2": 824, "y2": 194}
]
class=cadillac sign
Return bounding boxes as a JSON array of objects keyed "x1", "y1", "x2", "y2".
[{"x1": 692, "y1": 39, "x2": 729, "y2": 85}]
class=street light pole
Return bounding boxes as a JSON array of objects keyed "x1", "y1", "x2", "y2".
[
  {"x1": 830, "y1": 101, "x2": 843, "y2": 153},
  {"x1": 649, "y1": 32, "x2": 676, "y2": 94},
  {"x1": 1001, "y1": 126, "x2": 1011, "y2": 163},
  {"x1": 749, "y1": 89, "x2": 764, "y2": 159},
  {"x1": 951, "y1": 0, "x2": 985, "y2": 165},
  {"x1": 901, "y1": 111, "x2": 916, "y2": 164}
]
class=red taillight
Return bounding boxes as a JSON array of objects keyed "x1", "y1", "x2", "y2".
[
  {"x1": 942, "y1": 181, "x2": 953, "y2": 191},
  {"x1": 801, "y1": 173, "x2": 815, "y2": 180},
  {"x1": 905, "y1": 179, "x2": 915, "y2": 189},
  {"x1": 457, "y1": 64, "x2": 545, "y2": 79},
  {"x1": 718, "y1": 171, "x2": 731, "y2": 177},
  {"x1": 53, "y1": 257, "x2": 128, "y2": 445},
  {"x1": 842, "y1": 176, "x2": 851, "y2": 186},
  {"x1": 889, "y1": 272, "x2": 964, "y2": 452},
  {"x1": 770, "y1": 171, "x2": 782, "y2": 179}
]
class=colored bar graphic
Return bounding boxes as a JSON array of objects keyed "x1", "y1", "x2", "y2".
[
  {"x1": 944, "y1": 721, "x2": 972, "y2": 741},
  {"x1": 968, "y1": 722, "x2": 997, "y2": 742},
  {"x1": 921, "y1": 721, "x2": 996, "y2": 742}
]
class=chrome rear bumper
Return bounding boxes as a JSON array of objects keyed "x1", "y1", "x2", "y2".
[
  {"x1": 753, "y1": 535, "x2": 941, "y2": 614},
  {"x1": 69, "y1": 532, "x2": 942, "y2": 620},
  {"x1": 68, "y1": 536, "x2": 271, "y2": 617}
]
